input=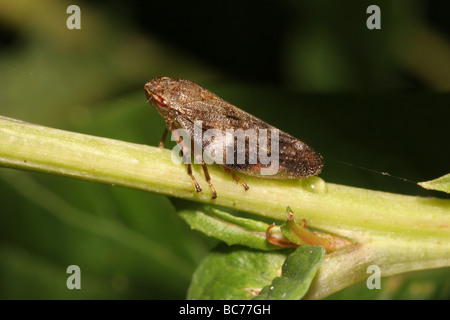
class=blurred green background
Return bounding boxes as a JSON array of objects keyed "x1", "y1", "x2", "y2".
[{"x1": 0, "y1": 0, "x2": 449, "y2": 299}]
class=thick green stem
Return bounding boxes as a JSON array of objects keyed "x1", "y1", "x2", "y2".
[{"x1": 0, "y1": 115, "x2": 449, "y2": 299}]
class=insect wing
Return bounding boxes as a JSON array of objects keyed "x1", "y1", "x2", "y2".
[{"x1": 177, "y1": 98, "x2": 322, "y2": 179}]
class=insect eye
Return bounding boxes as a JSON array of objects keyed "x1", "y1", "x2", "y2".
[{"x1": 156, "y1": 95, "x2": 169, "y2": 108}]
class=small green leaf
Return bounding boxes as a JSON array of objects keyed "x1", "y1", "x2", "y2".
[
  {"x1": 172, "y1": 199, "x2": 280, "y2": 250},
  {"x1": 280, "y1": 215, "x2": 352, "y2": 253},
  {"x1": 187, "y1": 244, "x2": 290, "y2": 299},
  {"x1": 254, "y1": 245, "x2": 325, "y2": 300},
  {"x1": 418, "y1": 173, "x2": 450, "y2": 194}
]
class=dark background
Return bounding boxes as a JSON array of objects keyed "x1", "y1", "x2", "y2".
[{"x1": 0, "y1": 0, "x2": 448, "y2": 299}]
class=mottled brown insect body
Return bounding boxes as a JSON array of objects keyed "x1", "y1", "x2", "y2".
[{"x1": 145, "y1": 77, "x2": 323, "y2": 199}]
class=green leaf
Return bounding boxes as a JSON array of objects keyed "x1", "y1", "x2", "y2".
[
  {"x1": 254, "y1": 245, "x2": 325, "y2": 300},
  {"x1": 172, "y1": 199, "x2": 280, "y2": 250},
  {"x1": 187, "y1": 245, "x2": 291, "y2": 299},
  {"x1": 418, "y1": 173, "x2": 450, "y2": 194},
  {"x1": 280, "y1": 207, "x2": 352, "y2": 253}
]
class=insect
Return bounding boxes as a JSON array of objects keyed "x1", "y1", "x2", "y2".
[{"x1": 144, "y1": 77, "x2": 323, "y2": 199}]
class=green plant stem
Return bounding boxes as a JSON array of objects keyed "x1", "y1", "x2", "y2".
[{"x1": 1, "y1": 115, "x2": 449, "y2": 298}]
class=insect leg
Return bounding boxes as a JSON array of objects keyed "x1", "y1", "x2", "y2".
[
  {"x1": 193, "y1": 144, "x2": 217, "y2": 199},
  {"x1": 186, "y1": 161, "x2": 202, "y2": 193},
  {"x1": 170, "y1": 127, "x2": 202, "y2": 194},
  {"x1": 222, "y1": 167, "x2": 249, "y2": 191},
  {"x1": 159, "y1": 128, "x2": 169, "y2": 148}
]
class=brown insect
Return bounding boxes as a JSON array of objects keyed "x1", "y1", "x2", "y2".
[{"x1": 144, "y1": 77, "x2": 323, "y2": 199}]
